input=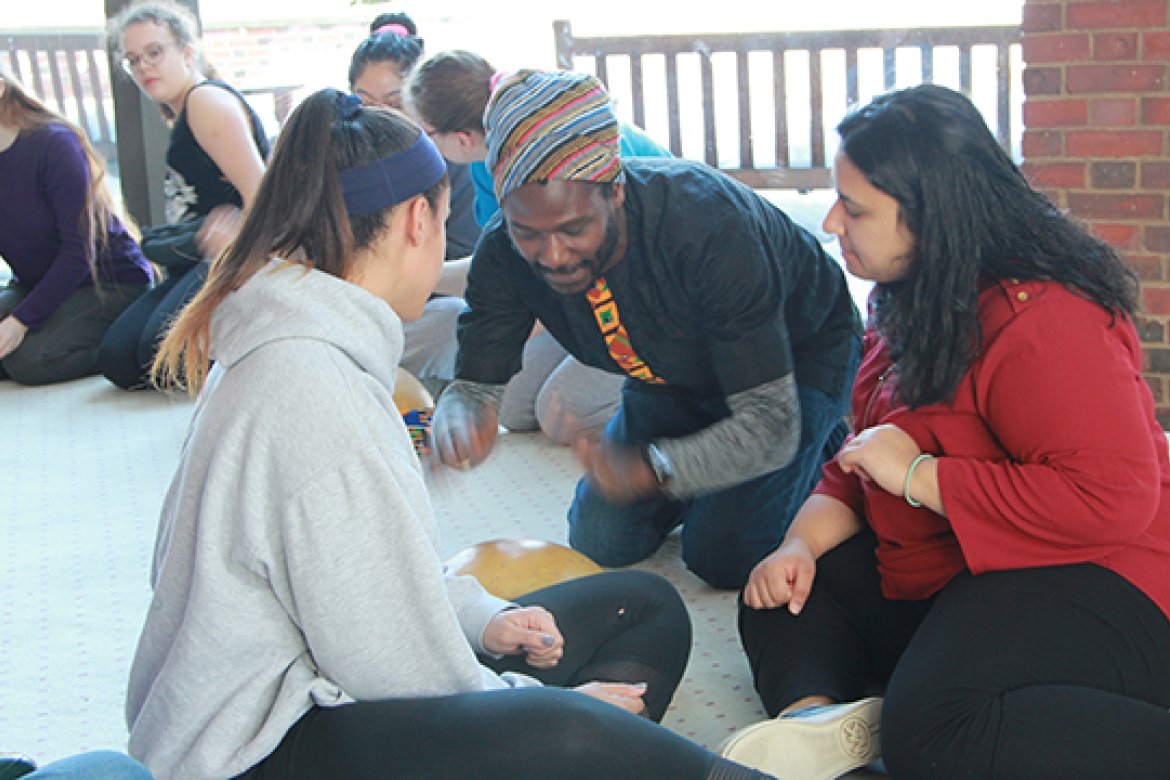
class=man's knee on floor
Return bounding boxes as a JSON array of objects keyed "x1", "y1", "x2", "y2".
[
  {"x1": 567, "y1": 532, "x2": 655, "y2": 568},
  {"x1": 683, "y1": 549, "x2": 754, "y2": 590},
  {"x1": 567, "y1": 509, "x2": 665, "y2": 568}
]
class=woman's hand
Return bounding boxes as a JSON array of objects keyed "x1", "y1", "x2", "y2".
[
  {"x1": 482, "y1": 606, "x2": 564, "y2": 669},
  {"x1": 574, "y1": 681, "x2": 648, "y2": 715},
  {"x1": 0, "y1": 315, "x2": 29, "y2": 360},
  {"x1": 743, "y1": 537, "x2": 817, "y2": 614},
  {"x1": 836, "y1": 423, "x2": 921, "y2": 496}
]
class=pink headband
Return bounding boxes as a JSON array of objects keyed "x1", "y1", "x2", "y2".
[
  {"x1": 489, "y1": 70, "x2": 513, "y2": 92},
  {"x1": 374, "y1": 23, "x2": 410, "y2": 37}
]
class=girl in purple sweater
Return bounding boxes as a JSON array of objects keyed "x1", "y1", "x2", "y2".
[{"x1": 0, "y1": 70, "x2": 151, "y2": 385}]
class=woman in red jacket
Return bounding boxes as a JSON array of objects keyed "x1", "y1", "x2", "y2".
[{"x1": 723, "y1": 84, "x2": 1170, "y2": 779}]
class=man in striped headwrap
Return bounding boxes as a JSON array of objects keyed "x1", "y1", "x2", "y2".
[{"x1": 431, "y1": 69, "x2": 863, "y2": 592}]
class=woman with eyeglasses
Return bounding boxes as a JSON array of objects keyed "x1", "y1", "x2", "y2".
[
  {"x1": 0, "y1": 68, "x2": 151, "y2": 385},
  {"x1": 98, "y1": 0, "x2": 269, "y2": 390}
]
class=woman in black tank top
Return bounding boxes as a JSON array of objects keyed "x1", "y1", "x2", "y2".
[{"x1": 99, "y1": 0, "x2": 269, "y2": 390}]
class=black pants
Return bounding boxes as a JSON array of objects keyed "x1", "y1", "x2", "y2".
[
  {"x1": 239, "y1": 571, "x2": 735, "y2": 780},
  {"x1": 0, "y1": 281, "x2": 147, "y2": 385},
  {"x1": 98, "y1": 262, "x2": 207, "y2": 389},
  {"x1": 739, "y1": 532, "x2": 1170, "y2": 779}
]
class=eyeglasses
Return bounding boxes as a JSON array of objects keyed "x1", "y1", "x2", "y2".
[{"x1": 120, "y1": 41, "x2": 177, "y2": 75}]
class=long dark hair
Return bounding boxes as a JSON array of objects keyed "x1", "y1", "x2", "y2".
[
  {"x1": 839, "y1": 83, "x2": 1139, "y2": 408},
  {"x1": 347, "y1": 12, "x2": 424, "y2": 88},
  {"x1": 152, "y1": 89, "x2": 448, "y2": 392}
]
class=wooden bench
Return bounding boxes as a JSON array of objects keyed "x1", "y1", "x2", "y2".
[{"x1": 554, "y1": 21, "x2": 1022, "y2": 190}]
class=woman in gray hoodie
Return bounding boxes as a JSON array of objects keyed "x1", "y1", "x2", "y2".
[{"x1": 126, "y1": 88, "x2": 776, "y2": 780}]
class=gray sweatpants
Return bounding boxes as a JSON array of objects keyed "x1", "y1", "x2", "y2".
[
  {"x1": 497, "y1": 329, "x2": 623, "y2": 445},
  {"x1": 401, "y1": 301, "x2": 622, "y2": 445}
]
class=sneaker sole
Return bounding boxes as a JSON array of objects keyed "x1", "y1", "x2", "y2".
[{"x1": 719, "y1": 697, "x2": 882, "y2": 780}]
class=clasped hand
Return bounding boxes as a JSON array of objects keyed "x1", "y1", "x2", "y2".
[
  {"x1": 836, "y1": 423, "x2": 921, "y2": 497},
  {"x1": 481, "y1": 606, "x2": 648, "y2": 715},
  {"x1": 482, "y1": 606, "x2": 564, "y2": 669}
]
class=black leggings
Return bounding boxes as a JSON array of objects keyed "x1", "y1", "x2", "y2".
[
  {"x1": 98, "y1": 262, "x2": 207, "y2": 389},
  {"x1": 739, "y1": 532, "x2": 1170, "y2": 779},
  {"x1": 240, "y1": 571, "x2": 763, "y2": 780}
]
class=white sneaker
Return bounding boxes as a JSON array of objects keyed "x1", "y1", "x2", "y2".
[{"x1": 718, "y1": 697, "x2": 882, "y2": 779}]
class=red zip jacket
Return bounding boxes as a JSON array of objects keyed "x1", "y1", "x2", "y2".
[{"x1": 816, "y1": 279, "x2": 1170, "y2": 619}]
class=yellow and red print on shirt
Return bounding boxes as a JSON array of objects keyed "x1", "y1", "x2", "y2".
[{"x1": 586, "y1": 277, "x2": 665, "y2": 384}]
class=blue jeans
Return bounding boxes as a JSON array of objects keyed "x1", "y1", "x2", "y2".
[
  {"x1": 569, "y1": 350, "x2": 859, "y2": 590},
  {"x1": 98, "y1": 262, "x2": 207, "y2": 390},
  {"x1": 25, "y1": 751, "x2": 152, "y2": 779}
]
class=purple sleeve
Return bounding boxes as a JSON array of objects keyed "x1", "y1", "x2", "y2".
[{"x1": 12, "y1": 128, "x2": 95, "y2": 330}]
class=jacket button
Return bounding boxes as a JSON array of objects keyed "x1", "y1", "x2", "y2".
[{"x1": 1017, "y1": 291, "x2": 1029, "y2": 302}]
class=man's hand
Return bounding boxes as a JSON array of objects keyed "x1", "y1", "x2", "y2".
[
  {"x1": 431, "y1": 394, "x2": 500, "y2": 470},
  {"x1": 0, "y1": 315, "x2": 29, "y2": 360},
  {"x1": 573, "y1": 438, "x2": 660, "y2": 504},
  {"x1": 482, "y1": 606, "x2": 563, "y2": 669}
]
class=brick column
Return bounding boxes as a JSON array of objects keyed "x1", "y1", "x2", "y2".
[{"x1": 1020, "y1": 0, "x2": 1170, "y2": 427}]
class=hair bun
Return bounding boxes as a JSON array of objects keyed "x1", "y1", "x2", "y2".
[{"x1": 335, "y1": 91, "x2": 363, "y2": 120}]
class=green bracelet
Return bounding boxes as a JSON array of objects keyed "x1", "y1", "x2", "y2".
[{"x1": 903, "y1": 453, "x2": 934, "y2": 508}]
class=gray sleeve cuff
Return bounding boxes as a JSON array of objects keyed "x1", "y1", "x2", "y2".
[
  {"x1": 439, "y1": 379, "x2": 507, "y2": 413},
  {"x1": 657, "y1": 374, "x2": 801, "y2": 499}
]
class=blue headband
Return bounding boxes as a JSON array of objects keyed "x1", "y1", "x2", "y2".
[{"x1": 339, "y1": 132, "x2": 448, "y2": 216}]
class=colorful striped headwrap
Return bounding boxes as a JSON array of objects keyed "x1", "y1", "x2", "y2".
[{"x1": 484, "y1": 69, "x2": 623, "y2": 204}]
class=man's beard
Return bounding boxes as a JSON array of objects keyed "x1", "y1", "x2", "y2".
[{"x1": 532, "y1": 211, "x2": 621, "y2": 294}]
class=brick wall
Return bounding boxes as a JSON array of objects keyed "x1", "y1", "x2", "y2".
[
  {"x1": 201, "y1": 22, "x2": 366, "y2": 88},
  {"x1": 1020, "y1": 0, "x2": 1170, "y2": 426}
]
